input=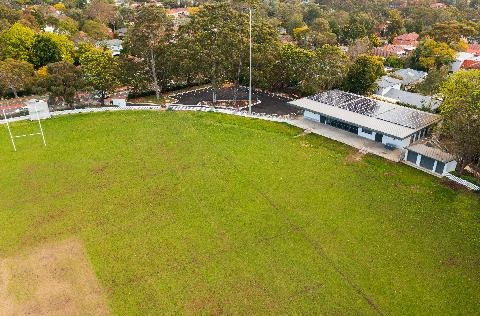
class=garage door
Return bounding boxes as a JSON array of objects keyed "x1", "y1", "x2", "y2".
[
  {"x1": 420, "y1": 156, "x2": 435, "y2": 170},
  {"x1": 407, "y1": 151, "x2": 418, "y2": 164}
]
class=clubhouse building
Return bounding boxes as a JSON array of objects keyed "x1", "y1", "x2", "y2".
[{"x1": 290, "y1": 90, "x2": 441, "y2": 150}]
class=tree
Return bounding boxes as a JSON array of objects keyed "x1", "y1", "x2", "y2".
[
  {"x1": 385, "y1": 10, "x2": 405, "y2": 38},
  {"x1": 175, "y1": 3, "x2": 248, "y2": 102},
  {"x1": 85, "y1": 0, "x2": 117, "y2": 25},
  {"x1": 29, "y1": 34, "x2": 62, "y2": 68},
  {"x1": 428, "y1": 21, "x2": 477, "y2": 47},
  {"x1": 82, "y1": 19, "x2": 111, "y2": 40},
  {"x1": 439, "y1": 70, "x2": 480, "y2": 173},
  {"x1": 0, "y1": 58, "x2": 35, "y2": 98},
  {"x1": 37, "y1": 61, "x2": 83, "y2": 108},
  {"x1": 79, "y1": 47, "x2": 120, "y2": 104},
  {"x1": 44, "y1": 33, "x2": 75, "y2": 63},
  {"x1": 384, "y1": 55, "x2": 405, "y2": 69},
  {"x1": 0, "y1": 22, "x2": 35, "y2": 61},
  {"x1": 343, "y1": 55, "x2": 384, "y2": 95},
  {"x1": 409, "y1": 38, "x2": 456, "y2": 71},
  {"x1": 123, "y1": 6, "x2": 172, "y2": 100},
  {"x1": 57, "y1": 17, "x2": 79, "y2": 36},
  {"x1": 415, "y1": 66, "x2": 449, "y2": 95},
  {"x1": 294, "y1": 18, "x2": 337, "y2": 49},
  {"x1": 342, "y1": 12, "x2": 375, "y2": 43},
  {"x1": 273, "y1": 44, "x2": 348, "y2": 95}
]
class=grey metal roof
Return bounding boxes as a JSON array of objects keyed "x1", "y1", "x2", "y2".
[
  {"x1": 392, "y1": 68, "x2": 427, "y2": 85},
  {"x1": 407, "y1": 144, "x2": 455, "y2": 163},
  {"x1": 383, "y1": 89, "x2": 442, "y2": 110},
  {"x1": 376, "y1": 76, "x2": 402, "y2": 88},
  {"x1": 289, "y1": 90, "x2": 441, "y2": 139}
]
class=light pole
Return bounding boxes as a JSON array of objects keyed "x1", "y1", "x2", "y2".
[{"x1": 248, "y1": 8, "x2": 252, "y2": 115}]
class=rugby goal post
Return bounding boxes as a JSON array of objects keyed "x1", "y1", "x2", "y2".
[{"x1": 2, "y1": 99, "x2": 49, "y2": 152}]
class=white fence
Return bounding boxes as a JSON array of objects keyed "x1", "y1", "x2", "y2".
[
  {"x1": 0, "y1": 106, "x2": 163, "y2": 124},
  {"x1": 444, "y1": 174, "x2": 480, "y2": 191}
]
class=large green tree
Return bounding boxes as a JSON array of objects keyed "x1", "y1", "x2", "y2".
[
  {"x1": 29, "y1": 34, "x2": 62, "y2": 68},
  {"x1": 79, "y1": 47, "x2": 120, "y2": 104},
  {"x1": 0, "y1": 22, "x2": 36, "y2": 61},
  {"x1": 343, "y1": 55, "x2": 384, "y2": 95},
  {"x1": 273, "y1": 44, "x2": 348, "y2": 95},
  {"x1": 176, "y1": 3, "x2": 248, "y2": 102},
  {"x1": 0, "y1": 58, "x2": 35, "y2": 97},
  {"x1": 38, "y1": 61, "x2": 83, "y2": 108},
  {"x1": 123, "y1": 6, "x2": 172, "y2": 100},
  {"x1": 439, "y1": 70, "x2": 480, "y2": 173},
  {"x1": 410, "y1": 38, "x2": 456, "y2": 71},
  {"x1": 385, "y1": 10, "x2": 405, "y2": 38}
]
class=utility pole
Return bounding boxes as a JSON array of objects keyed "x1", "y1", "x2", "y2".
[{"x1": 249, "y1": 8, "x2": 252, "y2": 115}]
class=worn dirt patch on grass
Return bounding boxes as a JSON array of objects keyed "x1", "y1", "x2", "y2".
[
  {"x1": 346, "y1": 150, "x2": 366, "y2": 163},
  {"x1": 0, "y1": 239, "x2": 110, "y2": 316}
]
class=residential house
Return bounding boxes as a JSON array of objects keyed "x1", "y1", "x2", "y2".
[
  {"x1": 372, "y1": 44, "x2": 408, "y2": 58},
  {"x1": 392, "y1": 33, "x2": 419, "y2": 47},
  {"x1": 96, "y1": 39, "x2": 123, "y2": 56},
  {"x1": 451, "y1": 52, "x2": 480, "y2": 72},
  {"x1": 392, "y1": 68, "x2": 427, "y2": 87}
]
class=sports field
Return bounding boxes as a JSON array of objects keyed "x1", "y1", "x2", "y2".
[{"x1": 0, "y1": 111, "x2": 479, "y2": 315}]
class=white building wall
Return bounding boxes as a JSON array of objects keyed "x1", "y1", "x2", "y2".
[
  {"x1": 444, "y1": 161, "x2": 457, "y2": 174},
  {"x1": 112, "y1": 98, "x2": 127, "y2": 107},
  {"x1": 382, "y1": 135, "x2": 410, "y2": 149},
  {"x1": 358, "y1": 128, "x2": 376, "y2": 141}
]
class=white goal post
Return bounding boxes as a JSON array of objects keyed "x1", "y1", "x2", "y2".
[{"x1": 2, "y1": 99, "x2": 48, "y2": 151}]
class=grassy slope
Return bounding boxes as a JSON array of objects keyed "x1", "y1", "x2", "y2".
[{"x1": 0, "y1": 111, "x2": 479, "y2": 315}]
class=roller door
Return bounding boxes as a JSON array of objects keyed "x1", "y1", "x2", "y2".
[
  {"x1": 420, "y1": 156, "x2": 435, "y2": 170},
  {"x1": 406, "y1": 151, "x2": 418, "y2": 164}
]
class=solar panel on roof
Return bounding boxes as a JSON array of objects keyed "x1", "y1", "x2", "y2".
[
  {"x1": 376, "y1": 107, "x2": 438, "y2": 129},
  {"x1": 305, "y1": 90, "x2": 438, "y2": 130}
]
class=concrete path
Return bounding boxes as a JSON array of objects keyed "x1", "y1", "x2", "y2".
[{"x1": 289, "y1": 118, "x2": 404, "y2": 162}]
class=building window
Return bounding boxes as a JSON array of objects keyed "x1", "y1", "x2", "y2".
[{"x1": 362, "y1": 128, "x2": 372, "y2": 134}]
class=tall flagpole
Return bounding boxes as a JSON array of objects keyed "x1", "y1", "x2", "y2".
[{"x1": 248, "y1": 8, "x2": 252, "y2": 115}]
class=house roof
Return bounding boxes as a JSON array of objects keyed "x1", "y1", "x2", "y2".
[
  {"x1": 461, "y1": 60, "x2": 480, "y2": 70},
  {"x1": 376, "y1": 75, "x2": 402, "y2": 89},
  {"x1": 372, "y1": 44, "x2": 405, "y2": 57},
  {"x1": 467, "y1": 44, "x2": 480, "y2": 55},
  {"x1": 392, "y1": 68, "x2": 427, "y2": 85},
  {"x1": 407, "y1": 143, "x2": 455, "y2": 163},
  {"x1": 451, "y1": 52, "x2": 480, "y2": 72},
  {"x1": 394, "y1": 33, "x2": 419, "y2": 42},
  {"x1": 97, "y1": 39, "x2": 123, "y2": 46},
  {"x1": 289, "y1": 90, "x2": 441, "y2": 139},
  {"x1": 383, "y1": 89, "x2": 442, "y2": 110},
  {"x1": 0, "y1": 103, "x2": 25, "y2": 112}
]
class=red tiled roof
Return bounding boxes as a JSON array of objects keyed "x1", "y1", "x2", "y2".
[
  {"x1": 0, "y1": 103, "x2": 25, "y2": 112},
  {"x1": 394, "y1": 33, "x2": 419, "y2": 42},
  {"x1": 467, "y1": 44, "x2": 480, "y2": 55},
  {"x1": 372, "y1": 44, "x2": 405, "y2": 57},
  {"x1": 461, "y1": 60, "x2": 480, "y2": 70}
]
